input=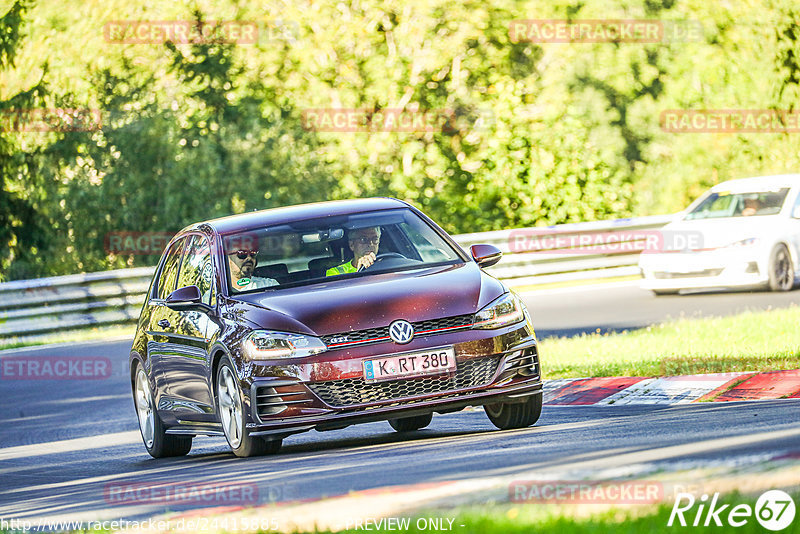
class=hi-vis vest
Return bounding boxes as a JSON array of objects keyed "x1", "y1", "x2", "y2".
[{"x1": 326, "y1": 262, "x2": 357, "y2": 276}]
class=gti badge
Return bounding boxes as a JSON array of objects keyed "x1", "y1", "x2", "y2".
[{"x1": 389, "y1": 320, "x2": 414, "y2": 344}]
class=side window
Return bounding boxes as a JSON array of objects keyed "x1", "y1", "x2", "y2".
[
  {"x1": 400, "y1": 222, "x2": 450, "y2": 262},
  {"x1": 792, "y1": 191, "x2": 800, "y2": 219},
  {"x1": 176, "y1": 235, "x2": 215, "y2": 306},
  {"x1": 156, "y1": 238, "x2": 186, "y2": 300}
]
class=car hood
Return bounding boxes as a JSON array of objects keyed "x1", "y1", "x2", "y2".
[
  {"x1": 227, "y1": 262, "x2": 506, "y2": 336},
  {"x1": 660, "y1": 216, "x2": 783, "y2": 251}
]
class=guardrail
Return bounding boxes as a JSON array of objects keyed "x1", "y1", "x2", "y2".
[
  {"x1": 0, "y1": 215, "x2": 674, "y2": 341},
  {"x1": 459, "y1": 214, "x2": 674, "y2": 285}
]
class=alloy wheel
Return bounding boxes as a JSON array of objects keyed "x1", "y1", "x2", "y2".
[
  {"x1": 135, "y1": 368, "x2": 155, "y2": 449},
  {"x1": 774, "y1": 248, "x2": 792, "y2": 290},
  {"x1": 218, "y1": 366, "x2": 243, "y2": 449}
]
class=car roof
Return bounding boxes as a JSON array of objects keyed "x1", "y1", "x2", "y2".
[
  {"x1": 710, "y1": 174, "x2": 800, "y2": 193},
  {"x1": 183, "y1": 197, "x2": 411, "y2": 235}
]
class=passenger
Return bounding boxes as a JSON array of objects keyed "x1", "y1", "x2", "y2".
[
  {"x1": 227, "y1": 247, "x2": 278, "y2": 291},
  {"x1": 326, "y1": 227, "x2": 381, "y2": 276}
]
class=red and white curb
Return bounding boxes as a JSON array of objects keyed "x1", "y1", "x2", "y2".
[{"x1": 544, "y1": 370, "x2": 800, "y2": 405}]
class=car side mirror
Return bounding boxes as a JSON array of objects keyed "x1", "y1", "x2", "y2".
[
  {"x1": 165, "y1": 285, "x2": 212, "y2": 313},
  {"x1": 470, "y1": 244, "x2": 502, "y2": 268}
]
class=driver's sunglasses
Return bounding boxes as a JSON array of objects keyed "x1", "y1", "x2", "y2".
[
  {"x1": 352, "y1": 237, "x2": 379, "y2": 246},
  {"x1": 230, "y1": 250, "x2": 258, "y2": 260}
]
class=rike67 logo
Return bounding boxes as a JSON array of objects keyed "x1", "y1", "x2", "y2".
[{"x1": 669, "y1": 490, "x2": 795, "y2": 531}]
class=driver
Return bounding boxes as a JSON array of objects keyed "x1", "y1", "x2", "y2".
[
  {"x1": 326, "y1": 227, "x2": 381, "y2": 276},
  {"x1": 741, "y1": 197, "x2": 762, "y2": 217},
  {"x1": 226, "y1": 240, "x2": 278, "y2": 291}
]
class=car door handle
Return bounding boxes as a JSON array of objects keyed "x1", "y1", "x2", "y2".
[{"x1": 157, "y1": 319, "x2": 171, "y2": 328}]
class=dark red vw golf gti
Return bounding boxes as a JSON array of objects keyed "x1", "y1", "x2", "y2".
[{"x1": 130, "y1": 199, "x2": 542, "y2": 457}]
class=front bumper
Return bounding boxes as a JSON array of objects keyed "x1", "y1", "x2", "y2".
[
  {"x1": 639, "y1": 248, "x2": 768, "y2": 291},
  {"x1": 242, "y1": 323, "x2": 541, "y2": 436}
]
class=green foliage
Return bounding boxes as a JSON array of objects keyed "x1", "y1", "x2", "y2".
[
  {"x1": 3, "y1": 0, "x2": 800, "y2": 279},
  {"x1": 0, "y1": 0, "x2": 50, "y2": 281}
]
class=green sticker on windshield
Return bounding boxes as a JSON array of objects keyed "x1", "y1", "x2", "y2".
[{"x1": 236, "y1": 278, "x2": 250, "y2": 287}]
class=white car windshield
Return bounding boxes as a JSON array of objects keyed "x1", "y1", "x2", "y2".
[
  {"x1": 685, "y1": 188, "x2": 790, "y2": 220},
  {"x1": 222, "y1": 208, "x2": 464, "y2": 293}
]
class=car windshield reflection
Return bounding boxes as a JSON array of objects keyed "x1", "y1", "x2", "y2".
[
  {"x1": 685, "y1": 188, "x2": 789, "y2": 220},
  {"x1": 221, "y1": 208, "x2": 464, "y2": 293}
]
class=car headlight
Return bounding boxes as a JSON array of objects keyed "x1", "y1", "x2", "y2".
[
  {"x1": 725, "y1": 237, "x2": 759, "y2": 248},
  {"x1": 242, "y1": 331, "x2": 327, "y2": 360},
  {"x1": 473, "y1": 292, "x2": 525, "y2": 329}
]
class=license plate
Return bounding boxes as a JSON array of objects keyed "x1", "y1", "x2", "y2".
[{"x1": 363, "y1": 347, "x2": 456, "y2": 383}]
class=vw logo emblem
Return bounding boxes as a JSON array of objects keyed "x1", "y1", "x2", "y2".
[{"x1": 388, "y1": 320, "x2": 414, "y2": 344}]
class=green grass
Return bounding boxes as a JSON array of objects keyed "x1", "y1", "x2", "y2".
[
  {"x1": 309, "y1": 493, "x2": 799, "y2": 534},
  {"x1": 0, "y1": 324, "x2": 134, "y2": 351},
  {"x1": 539, "y1": 305, "x2": 800, "y2": 379}
]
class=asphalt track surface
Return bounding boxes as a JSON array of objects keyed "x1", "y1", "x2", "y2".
[{"x1": 2, "y1": 283, "x2": 800, "y2": 524}]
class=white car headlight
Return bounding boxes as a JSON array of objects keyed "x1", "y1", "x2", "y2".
[
  {"x1": 473, "y1": 292, "x2": 525, "y2": 329},
  {"x1": 242, "y1": 331, "x2": 327, "y2": 360},
  {"x1": 725, "y1": 237, "x2": 760, "y2": 248}
]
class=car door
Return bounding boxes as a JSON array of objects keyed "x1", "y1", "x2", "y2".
[
  {"x1": 147, "y1": 237, "x2": 187, "y2": 404},
  {"x1": 160, "y1": 234, "x2": 218, "y2": 422},
  {"x1": 788, "y1": 187, "x2": 800, "y2": 273}
]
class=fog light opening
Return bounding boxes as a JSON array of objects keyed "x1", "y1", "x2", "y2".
[
  {"x1": 255, "y1": 386, "x2": 289, "y2": 417},
  {"x1": 501, "y1": 350, "x2": 524, "y2": 370}
]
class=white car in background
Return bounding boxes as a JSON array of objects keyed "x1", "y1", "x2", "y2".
[{"x1": 639, "y1": 174, "x2": 800, "y2": 295}]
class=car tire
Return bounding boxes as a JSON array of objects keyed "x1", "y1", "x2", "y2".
[
  {"x1": 388, "y1": 413, "x2": 433, "y2": 432},
  {"x1": 216, "y1": 356, "x2": 282, "y2": 457},
  {"x1": 768, "y1": 244, "x2": 795, "y2": 291},
  {"x1": 652, "y1": 289, "x2": 679, "y2": 296},
  {"x1": 484, "y1": 392, "x2": 542, "y2": 430},
  {"x1": 133, "y1": 364, "x2": 192, "y2": 458}
]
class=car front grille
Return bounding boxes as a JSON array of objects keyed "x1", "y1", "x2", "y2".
[
  {"x1": 320, "y1": 314, "x2": 474, "y2": 348},
  {"x1": 307, "y1": 355, "x2": 502, "y2": 407},
  {"x1": 653, "y1": 269, "x2": 723, "y2": 279}
]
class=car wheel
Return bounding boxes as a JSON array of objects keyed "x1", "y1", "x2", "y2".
[
  {"x1": 652, "y1": 289, "x2": 679, "y2": 296},
  {"x1": 484, "y1": 392, "x2": 542, "y2": 430},
  {"x1": 134, "y1": 364, "x2": 192, "y2": 458},
  {"x1": 769, "y1": 244, "x2": 795, "y2": 291},
  {"x1": 216, "y1": 356, "x2": 282, "y2": 457},
  {"x1": 388, "y1": 413, "x2": 433, "y2": 432}
]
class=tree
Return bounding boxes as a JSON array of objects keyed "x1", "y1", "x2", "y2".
[{"x1": 0, "y1": 0, "x2": 49, "y2": 281}]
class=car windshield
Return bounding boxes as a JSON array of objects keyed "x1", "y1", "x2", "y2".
[
  {"x1": 684, "y1": 188, "x2": 790, "y2": 220},
  {"x1": 221, "y1": 208, "x2": 464, "y2": 293}
]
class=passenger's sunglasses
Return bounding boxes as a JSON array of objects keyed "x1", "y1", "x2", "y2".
[{"x1": 230, "y1": 250, "x2": 258, "y2": 260}]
